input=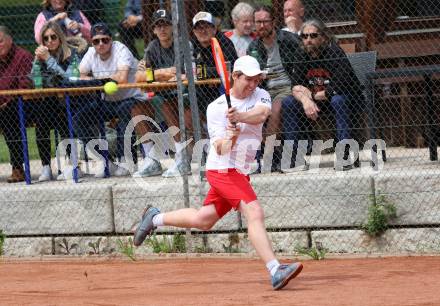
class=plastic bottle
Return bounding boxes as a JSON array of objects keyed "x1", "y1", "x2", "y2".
[
  {"x1": 185, "y1": 57, "x2": 197, "y2": 81},
  {"x1": 69, "y1": 54, "x2": 80, "y2": 81},
  {"x1": 250, "y1": 49, "x2": 261, "y2": 65},
  {"x1": 64, "y1": 17, "x2": 80, "y2": 35},
  {"x1": 32, "y1": 60, "x2": 43, "y2": 89}
]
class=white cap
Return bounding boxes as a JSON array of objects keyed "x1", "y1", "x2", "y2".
[
  {"x1": 193, "y1": 11, "x2": 214, "y2": 26},
  {"x1": 233, "y1": 55, "x2": 265, "y2": 77}
]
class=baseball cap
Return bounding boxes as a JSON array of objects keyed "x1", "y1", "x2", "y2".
[
  {"x1": 91, "y1": 22, "x2": 112, "y2": 38},
  {"x1": 233, "y1": 55, "x2": 265, "y2": 77},
  {"x1": 192, "y1": 11, "x2": 214, "y2": 26},
  {"x1": 152, "y1": 9, "x2": 172, "y2": 25}
]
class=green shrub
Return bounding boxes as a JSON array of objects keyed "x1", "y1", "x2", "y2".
[
  {"x1": 116, "y1": 237, "x2": 136, "y2": 261},
  {"x1": 146, "y1": 233, "x2": 186, "y2": 254},
  {"x1": 295, "y1": 242, "x2": 327, "y2": 260},
  {"x1": 0, "y1": 230, "x2": 5, "y2": 256},
  {"x1": 362, "y1": 194, "x2": 397, "y2": 237},
  {"x1": 58, "y1": 238, "x2": 78, "y2": 255}
]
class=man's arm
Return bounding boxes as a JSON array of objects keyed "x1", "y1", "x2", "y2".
[
  {"x1": 111, "y1": 66, "x2": 130, "y2": 84},
  {"x1": 292, "y1": 85, "x2": 320, "y2": 121},
  {"x1": 229, "y1": 105, "x2": 271, "y2": 125},
  {"x1": 123, "y1": 0, "x2": 142, "y2": 27}
]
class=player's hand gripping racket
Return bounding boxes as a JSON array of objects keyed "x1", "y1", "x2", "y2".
[{"x1": 211, "y1": 37, "x2": 235, "y2": 126}]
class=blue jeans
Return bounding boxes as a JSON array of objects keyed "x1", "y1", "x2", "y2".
[
  {"x1": 282, "y1": 95, "x2": 351, "y2": 164},
  {"x1": 73, "y1": 97, "x2": 139, "y2": 161}
]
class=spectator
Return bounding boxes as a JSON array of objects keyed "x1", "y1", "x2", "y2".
[
  {"x1": 119, "y1": 0, "x2": 143, "y2": 58},
  {"x1": 282, "y1": 19, "x2": 363, "y2": 171},
  {"x1": 247, "y1": 5, "x2": 300, "y2": 172},
  {"x1": 133, "y1": 9, "x2": 186, "y2": 178},
  {"x1": 72, "y1": 0, "x2": 104, "y2": 25},
  {"x1": 224, "y1": 2, "x2": 256, "y2": 57},
  {"x1": 77, "y1": 22, "x2": 148, "y2": 178},
  {"x1": 282, "y1": 0, "x2": 305, "y2": 34},
  {"x1": 190, "y1": 11, "x2": 238, "y2": 177},
  {"x1": 32, "y1": 21, "x2": 88, "y2": 182},
  {"x1": 0, "y1": 26, "x2": 33, "y2": 183},
  {"x1": 34, "y1": 0, "x2": 92, "y2": 44}
]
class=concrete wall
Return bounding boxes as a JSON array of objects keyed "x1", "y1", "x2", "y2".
[{"x1": 2, "y1": 170, "x2": 440, "y2": 257}]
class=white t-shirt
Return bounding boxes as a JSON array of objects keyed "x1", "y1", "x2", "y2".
[
  {"x1": 206, "y1": 87, "x2": 271, "y2": 174},
  {"x1": 80, "y1": 41, "x2": 146, "y2": 102}
]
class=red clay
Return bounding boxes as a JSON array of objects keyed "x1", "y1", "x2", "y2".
[{"x1": 1, "y1": 256, "x2": 439, "y2": 306}]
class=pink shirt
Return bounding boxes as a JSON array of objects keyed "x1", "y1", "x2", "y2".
[{"x1": 34, "y1": 11, "x2": 91, "y2": 44}]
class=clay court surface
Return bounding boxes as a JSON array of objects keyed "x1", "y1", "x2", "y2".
[{"x1": 1, "y1": 256, "x2": 439, "y2": 306}]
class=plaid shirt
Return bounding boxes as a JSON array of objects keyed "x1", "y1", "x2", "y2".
[{"x1": 0, "y1": 44, "x2": 33, "y2": 106}]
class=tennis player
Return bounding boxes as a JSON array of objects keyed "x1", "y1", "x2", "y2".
[{"x1": 133, "y1": 55, "x2": 303, "y2": 290}]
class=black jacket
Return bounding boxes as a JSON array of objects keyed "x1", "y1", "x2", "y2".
[
  {"x1": 286, "y1": 43, "x2": 364, "y2": 111},
  {"x1": 192, "y1": 31, "x2": 238, "y2": 79}
]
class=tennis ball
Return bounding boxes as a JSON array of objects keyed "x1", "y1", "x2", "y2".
[{"x1": 104, "y1": 81, "x2": 118, "y2": 95}]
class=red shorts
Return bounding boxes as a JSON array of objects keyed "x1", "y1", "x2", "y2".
[{"x1": 204, "y1": 169, "x2": 257, "y2": 218}]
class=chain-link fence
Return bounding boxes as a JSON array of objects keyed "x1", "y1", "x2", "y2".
[{"x1": 0, "y1": 0, "x2": 439, "y2": 258}]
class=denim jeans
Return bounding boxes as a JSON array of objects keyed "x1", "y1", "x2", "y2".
[
  {"x1": 282, "y1": 94, "x2": 351, "y2": 165},
  {"x1": 73, "y1": 97, "x2": 139, "y2": 161}
]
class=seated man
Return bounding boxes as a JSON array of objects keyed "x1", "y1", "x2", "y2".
[
  {"x1": 282, "y1": 19, "x2": 363, "y2": 171},
  {"x1": 282, "y1": 0, "x2": 305, "y2": 34},
  {"x1": 247, "y1": 5, "x2": 300, "y2": 172},
  {"x1": 0, "y1": 26, "x2": 33, "y2": 183},
  {"x1": 224, "y1": 2, "x2": 256, "y2": 57},
  {"x1": 133, "y1": 9, "x2": 187, "y2": 178},
  {"x1": 192, "y1": 11, "x2": 238, "y2": 120},
  {"x1": 119, "y1": 0, "x2": 143, "y2": 58},
  {"x1": 77, "y1": 22, "x2": 150, "y2": 178}
]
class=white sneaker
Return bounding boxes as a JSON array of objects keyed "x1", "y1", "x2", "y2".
[
  {"x1": 114, "y1": 164, "x2": 130, "y2": 177},
  {"x1": 56, "y1": 165, "x2": 84, "y2": 181},
  {"x1": 132, "y1": 158, "x2": 163, "y2": 178},
  {"x1": 94, "y1": 161, "x2": 115, "y2": 178},
  {"x1": 282, "y1": 163, "x2": 310, "y2": 173},
  {"x1": 162, "y1": 158, "x2": 191, "y2": 178},
  {"x1": 38, "y1": 165, "x2": 53, "y2": 182}
]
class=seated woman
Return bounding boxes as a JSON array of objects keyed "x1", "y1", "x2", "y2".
[
  {"x1": 32, "y1": 21, "x2": 88, "y2": 181},
  {"x1": 34, "y1": 0, "x2": 91, "y2": 44}
]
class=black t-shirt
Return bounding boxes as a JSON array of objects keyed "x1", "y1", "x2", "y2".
[
  {"x1": 144, "y1": 39, "x2": 181, "y2": 70},
  {"x1": 191, "y1": 32, "x2": 238, "y2": 111},
  {"x1": 144, "y1": 39, "x2": 183, "y2": 100},
  {"x1": 192, "y1": 31, "x2": 238, "y2": 79}
]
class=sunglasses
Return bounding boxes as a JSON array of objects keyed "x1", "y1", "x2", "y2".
[
  {"x1": 92, "y1": 37, "x2": 111, "y2": 45},
  {"x1": 255, "y1": 19, "x2": 272, "y2": 25},
  {"x1": 300, "y1": 33, "x2": 320, "y2": 40},
  {"x1": 43, "y1": 34, "x2": 58, "y2": 43}
]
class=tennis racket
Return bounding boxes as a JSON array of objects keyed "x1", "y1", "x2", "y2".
[{"x1": 211, "y1": 37, "x2": 235, "y2": 125}]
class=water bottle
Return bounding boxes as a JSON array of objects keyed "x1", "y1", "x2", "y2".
[
  {"x1": 185, "y1": 58, "x2": 197, "y2": 81},
  {"x1": 69, "y1": 54, "x2": 80, "y2": 81},
  {"x1": 32, "y1": 60, "x2": 43, "y2": 89},
  {"x1": 250, "y1": 49, "x2": 259, "y2": 61},
  {"x1": 64, "y1": 17, "x2": 80, "y2": 35}
]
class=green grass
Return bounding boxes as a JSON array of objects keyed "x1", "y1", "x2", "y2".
[{"x1": 0, "y1": 128, "x2": 57, "y2": 163}]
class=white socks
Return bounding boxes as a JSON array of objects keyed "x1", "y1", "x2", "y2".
[
  {"x1": 152, "y1": 213, "x2": 164, "y2": 227},
  {"x1": 266, "y1": 259, "x2": 281, "y2": 277}
]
